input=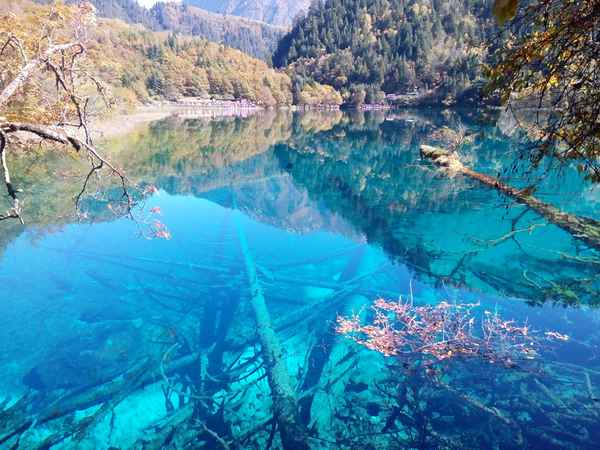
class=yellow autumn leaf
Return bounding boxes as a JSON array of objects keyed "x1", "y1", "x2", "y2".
[{"x1": 493, "y1": 0, "x2": 519, "y2": 25}]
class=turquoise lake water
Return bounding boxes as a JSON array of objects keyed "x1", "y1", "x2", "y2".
[{"x1": 0, "y1": 109, "x2": 599, "y2": 449}]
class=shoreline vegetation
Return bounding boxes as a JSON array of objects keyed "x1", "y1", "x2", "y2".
[
  {"x1": 0, "y1": 0, "x2": 497, "y2": 152},
  {"x1": 97, "y1": 94, "x2": 488, "y2": 139},
  {"x1": 90, "y1": 101, "x2": 381, "y2": 139},
  {"x1": 93, "y1": 101, "x2": 263, "y2": 139}
]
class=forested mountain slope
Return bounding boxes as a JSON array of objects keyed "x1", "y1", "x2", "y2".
[
  {"x1": 274, "y1": 0, "x2": 494, "y2": 105},
  {"x1": 183, "y1": 0, "x2": 311, "y2": 26},
  {"x1": 0, "y1": 1, "x2": 293, "y2": 111},
  {"x1": 150, "y1": 2, "x2": 286, "y2": 60},
  {"x1": 98, "y1": 25, "x2": 293, "y2": 105},
  {"x1": 51, "y1": 0, "x2": 286, "y2": 60}
]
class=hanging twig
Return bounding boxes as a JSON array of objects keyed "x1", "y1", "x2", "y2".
[{"x1": 0, "y1": 41, "x2": 82, "y2": 109}]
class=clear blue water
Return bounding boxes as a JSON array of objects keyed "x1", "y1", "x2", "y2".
[{"x1": 1, "y1": 109, "x2": 599, "y2": 449}]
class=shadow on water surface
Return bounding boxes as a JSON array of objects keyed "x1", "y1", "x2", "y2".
[{"x1": 0, "y1": 109, "x2": 599, "y2": 448}]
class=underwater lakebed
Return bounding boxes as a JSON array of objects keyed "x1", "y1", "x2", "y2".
[{"x1": 0, "y1": 109, "x2": 599, "y2": 449}]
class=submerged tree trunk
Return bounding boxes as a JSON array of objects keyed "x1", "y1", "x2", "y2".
[
  {"x1": 299, "y1": 246, "x2": 374, "y2": 428},
  {"x1": 234, "y1": 211, "x2": 310, "y2": 450},
  {"x1": 0, "y1": 354, "x2": 198, "y2": 446},
  {"x1": 420, "y1": 145, "x2": 600, "y2": 251}
]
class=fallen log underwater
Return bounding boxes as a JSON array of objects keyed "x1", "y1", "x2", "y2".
[
  {"x1": 233, "y1": 207, "x2": 311, "y2": 450},
  {"x1": 299, "y1": 246, "x2": 375, "y2": 432},
  {"x1": 0, "y1": 353, "x2": 199, "y2": 446},
  {"x1": 420, "y1": 145, "x2": 600, "y2": 251}
]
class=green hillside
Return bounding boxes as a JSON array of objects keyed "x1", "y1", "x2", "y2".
[
  {"x1": 51, "y1": 0, "x2": 286, "y2": 60},
  {"x1": 274, "y1": 0, "x2": 494, "y2": 105}
]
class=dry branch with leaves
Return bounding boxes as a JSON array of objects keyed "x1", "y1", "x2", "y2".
[
  {"x1": 0, "y1": 1, "x2": 134, "y2": 223},
  {"x1": 488, "y1": 0, "x2": 600, "y2": 181},
  {"x1": 337, "y1": 295, "x2": 568, "y2": 368}
]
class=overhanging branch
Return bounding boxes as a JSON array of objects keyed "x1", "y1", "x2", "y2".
[
  {"x1": 0, "y1": 42, "x2": 82, "y2": 110},
  {"x1": 0, "y1": 121, "x2": 133, "y2": 221}
]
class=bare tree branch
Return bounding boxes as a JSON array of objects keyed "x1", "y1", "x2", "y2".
[
  {"x1": 0, "y1": 121, "x2": 133, "y2": 218},
  {"x1": 0, "y1": 34, "x2": 28, "y2": 66},
  {"x1": 0, "y1": 4, "x2": 140, "y2": 225},
  {"x1": 0, "y1": 42, "x2": 82, "y2": 110}
]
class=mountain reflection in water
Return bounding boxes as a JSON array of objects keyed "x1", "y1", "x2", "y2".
[{"x1": 0, "y1": 109, "x2": 599, "y2": 449}]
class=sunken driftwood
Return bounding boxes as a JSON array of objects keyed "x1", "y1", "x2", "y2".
[
  {"x1": 420, "y1": 145, "x2": 600, "y2": 251},
  {"x1": 0, "y1": 353, "x2": 199, "y2": 446},
  {"x1": 234, "y1": 212, "x2": 310, "y2": 450},
  {"x1": 299, "y1": 246, "x2": 373, "y2": 432}
]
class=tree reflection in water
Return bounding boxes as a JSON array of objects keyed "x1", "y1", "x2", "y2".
[{"x1": 0, "y1": 109, "x2": 599, "y2": 449}]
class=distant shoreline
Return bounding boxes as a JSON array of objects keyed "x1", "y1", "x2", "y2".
[
  {"x1": 93, "y1": 102, "x2": 267, "y2": 140},
  {"x1": 92, "y1": 100, "x2": 498, "y2": 140},
  {"x1": 92, "y1": 106, "x2": 172, "y2": 140}
]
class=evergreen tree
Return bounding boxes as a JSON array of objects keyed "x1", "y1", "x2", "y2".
[{"x1": 273, "y1": 0, "x2": 493, "y2": 104}]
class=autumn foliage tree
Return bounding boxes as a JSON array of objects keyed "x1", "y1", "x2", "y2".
[
  {"x1": 487, "y1": 0, "x2": 600, "y2": 181},
  {"x1": 0, "y1": 1, "x2": 294, "y2": 232},
  {"x1": 0, "y1": 1, "x2": 133, "y2": 223}
]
